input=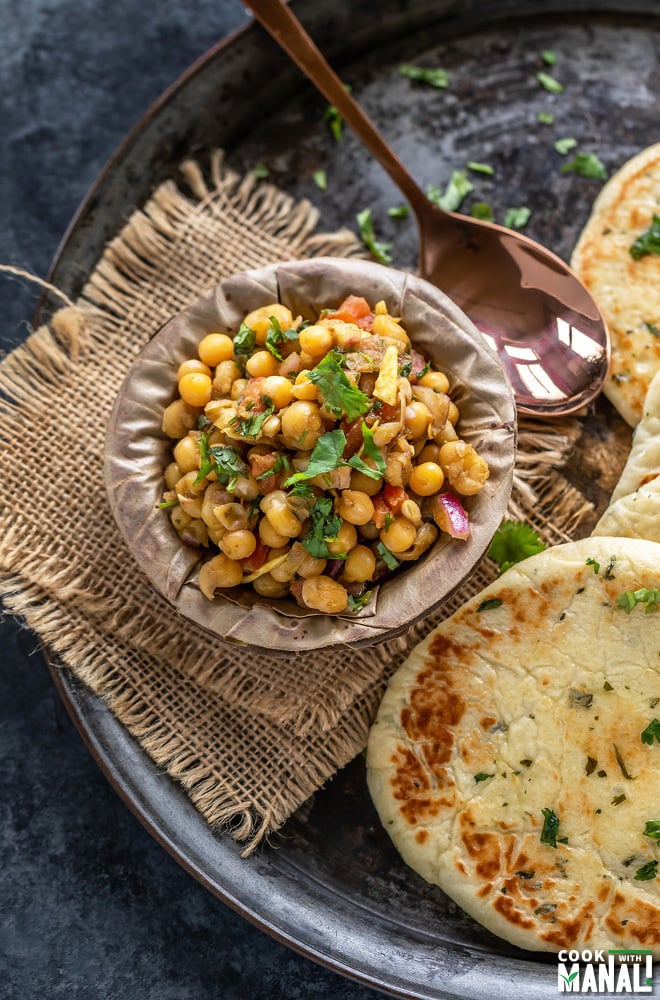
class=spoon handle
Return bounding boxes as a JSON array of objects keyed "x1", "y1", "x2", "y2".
[{"x1": 244, "y1": 0, "x2": 430, "y2": 217}]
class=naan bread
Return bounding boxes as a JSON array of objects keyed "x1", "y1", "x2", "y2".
[
  {"x1": 570, "y1": 142, "x2": 660, "y2": 427},
  {"x1": 367, "y1": 536, "x2": 660, "y2": 955}
]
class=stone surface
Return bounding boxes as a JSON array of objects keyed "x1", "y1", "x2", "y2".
[{"x1": 0, "y1": 2, "x2": 379, "y2": 996}]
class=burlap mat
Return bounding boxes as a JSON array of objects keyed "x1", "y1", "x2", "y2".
[{"x1": 0, "y1": 150, "x2": 595, "y2": 852}]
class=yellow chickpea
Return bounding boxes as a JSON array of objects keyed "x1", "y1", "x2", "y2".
[
  {"x1": 220, "y1": 529, "x2": 257, "y2": 561},
  {"x1": 280, "y1": 400, "x2": 323, "y2": 450},
  {"x1": 419, "y1": 370, "x2": 450, "y2": 393},
  {"x1": 298, "y1": 324, "x2": 333, "y2": 357},
  {"x1": 417, "y1": 442, "x2": 442, "y2": 465},
  {"x1": 439, "y1": 440, "x2": 490, "y2": 496},
  {"x1": 301, "y1": 575, "x2": 348, "y2": 613},
  {"x1": 198, "y1": 332, "x2": 234, "y2": 366},
  {"x1": 198, "y1": 553, "x2": 243, "y2": 598},
  {"x1": 296, "y1": 550, "x2": 327, "y2": 579},
  {"x1": 342, "y1": 545, "x2": 376, "y2": 583},
  {"x1": 164, "y1": 462, "x2": 182, "y2": 490},
  {"x1": 258, "y1": 516, "x2": 289, "y2": 549},
  {"x1": 291, "y1": 370, "x2": 319, "y2": 401},
  {"x1": 213, "y1": 360, "x2": 242, "y2": 397},
  {"x1": 326, "y1": 520, "x2": 358, "y2": 556},
  {"x1": 177, "y1": 358, "x2": 212, "y2": 381},
  {"x1": 252, "y1": 573, "x2": 289, "y2": 598},
  {"x1": 161, "y1": 398, "x2": 199, "y2": 439},
  {"x1": 173, "y1": 434, "x2": 201, "y2": 475},
  {"x1": 246, "y1": 350, "x2": 279, "y2": 378},
  {"x1": 336, "y1": 490, "x2": 375, "y2": 526},
  {"x1": 380, "y1": 516, "x2": 417, "y2": 553},
  {"x1": 447, "y1": 401, "x2": 460, "y2": 425},
  {"x1": 260, "y1": 490, "x2": 306, "y2": 538},
  {"x1": 231, "y1": 473, "x2": 260, "y2": 501},
  {"x1": 349, "y1": 467, "x2": 383, "y2": 497},
  {"x1": 243, "y1": 304, "x2": 294, "y2": 345},
  {"x1": 230, "y1": 377, "x2": 248, "y2": 400},
  {"x1": 404, "y1": 400, "x2": 431, "y2": 439},
  {"x1": 261, "y1": 375, "x2": 294, "y2": 409},
  {"x1": 408, "y1": 461, "x2": 445, "y2": 496},
  {"x1": 179, "y1": 371, "x2": 213, "y2": 407}
]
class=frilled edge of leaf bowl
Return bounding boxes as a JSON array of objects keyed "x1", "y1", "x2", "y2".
[{"x1": 104, "y1": 257, "x2": 516, "y2": 654}]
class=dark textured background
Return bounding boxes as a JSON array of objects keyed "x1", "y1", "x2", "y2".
[{"x1": 0, "y1": 2, "x2": 379, "y2": 996}]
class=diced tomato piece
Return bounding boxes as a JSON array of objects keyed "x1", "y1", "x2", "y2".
[
  {"x1": 378, "y1": 402, "x2": 400, "y2": 422},
  {"x1": 240, "y1": 377, "x2": 266, "y2": 413},
  {"x1": 242, "y1": 539, "x2": 269, "y2": 573},
  {"x1": 383, "y1": 484, "x2": 407, "y2": 513},
  {"x1": 327, "y1": 295, "x2": 374, "y2": 330},
  {"x1": 250, "y1": 452, "x2": 286, "y2": 493},
  {"x1": 372, "y1": 494, "x2": 390, "y2": 529}
]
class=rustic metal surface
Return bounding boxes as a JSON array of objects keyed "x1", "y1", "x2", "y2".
[{"x1": 42, "y1": 1, "x2": 660, "y2": 997}]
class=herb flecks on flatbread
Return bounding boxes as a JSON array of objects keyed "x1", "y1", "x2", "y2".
[
  {"x1": 571, "y1": 143, "x2": 660, "y2": 427},
  {"x1": 367, "y1": 537, "x2": 660, "y2": 955}
]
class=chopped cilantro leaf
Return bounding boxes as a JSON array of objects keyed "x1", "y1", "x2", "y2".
[
  {"x1": 554, "y1": 137, "x2": 577, "y2": 155},
  {"x1": 302, "y1": 497, "x2": 342, "y2": 559},
  {"x1": 616, "y1": 588, "x2": 660, "y2": 614},
  {"x1": 634, "y1": 860, "x2": 658, "y2": 881},
  {"x1": 233, "y1": 322, "x2": 257, "y2": 373},
  {"x1": 540, "y1": 807, "x2": 560, "y2": 848},
  {"x1": 471, "y1": 202, "x2": 494, "y2": 221},
  {"x1": 346, "y1": 422, "x2": 386, "y2": 481},
  {"x1": 641, "y1": 719, "x2": 660, "y2": 745},
  {"x1": 232, "y1": 406, "x2": 274, "y2": 440},
  {"x1": 487, "y1": 520, "x2": 546, "y2": 574},
  {"x1": 307, "y1": 351, "x2": 371, "y2": 421},
  {"x1": 376, "y1": 542, "x2": 400, "y2": 571},
  {"x1": 474, "y1": 772, "x2": 494, "y2": 783},
  {"x1": 560, "y1": 152, "x2": 608, "y2": 179},
  {"x1": 586, "y1": 556, "x2": 600, "y2": 574},
  {"x1": 643, "y1": 820, "x2": 660, "y2": 842},
  {"x1": 427, "y1": 170, "x2": 474, "y2": 213},
  {"x1": 629, "y1": 215, "x2": 660, "y2": 261},
  {"x1": 537, "y1": 71, "x2": 564, "y2": 93},
  {"x1": 388, "y1": 204, "x2": 410, "y2": 219},
  {"x1": 324, "y1": 102, "x2": 344, "y2": 142},
  {"x1": 283, "y1": 429, "x2": 346, "y2": 487},
  {"x1": 504, "y1": 206, "x2": 531, "y2": 229},
  {"x1": 644, "y1": 321, "x2": 660, "y2": 337},
  {"x1": 611, "y1": 793, "x2": 627, "y2": 806},
  {"x1": 264, "y1": 315, "x2": 299, "y2": 360},
  {"x1": 194, "y1": 434, "x2": 248, "y2": 488},
  {"x1": 399, "y1": 64, "x2": 449, "y2": 88},
  {"x1": 477, "y1": 598, "x2": 503, "y2": 613},
  {"x1": 613, "y1": 743, "x2": 634, "y2": 780},
  {"x1": 537, "y1": 111, "x2": 555, "y2": 124},
  {"x1": 288, "y1": 482, "x2": 315, "y2": 501},
  {"x1": 541, "y1": 49, "x2": 557, "y2": 66},
  {"x1": 356, "y1": 208, "x2": 393, "y2": 264},
  {"x1": 467, "y1": 161, "x2": 494, "y2": 175},
  {"x1": 313, "y1": 169, "x2": 327, "y2": 190},
  {"x1": 156, "y1": 498, "x2": 179, "y2": 509},
  {"x1": 347, "y1": 591, "x2": 372, "y2": 613}
]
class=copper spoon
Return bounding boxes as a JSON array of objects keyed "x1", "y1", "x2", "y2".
[{"x1": 244, "y1": 0, "x2": 610, "y2": 417}]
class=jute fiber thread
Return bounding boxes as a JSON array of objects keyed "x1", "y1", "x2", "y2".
[{"x1": 0, "y1": 150, "x2": 595, "y2": 852}]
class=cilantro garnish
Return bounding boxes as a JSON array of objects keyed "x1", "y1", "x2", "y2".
[
  {"x1": 477, "y1": 598, "x2": 503, "y2": 613},
  {"x1": 467, "y1": 161, "x2": 494, "y2": 175},
  {"x1": 487, "y1": 520, "x2": 546, "y2": 574},
  {"x1": 346, "y1": 422, "x2": 386, "y2": 480},
  {"x1": 399, "y1": 64, "x2": 449, "y2": 88},
  {"x1": 427, "y1": 170, "x2": 474, "y2": 213},
  {"x1": 540, "y1": 807, "x2": 560, "y2": 848},
  {"x1": 313, "y1": 169, "x2": 327, "y2": 190},
  {"x1": 306, "y1": 351, "x2": 371, "y2": 421},
  {"x1": 537, "y1": 71, "x2": 564, "y2": 93},
  {"x1": 302, "y1": 497, "x2": 342, "y2": 559},
  {"x1": 641, "y1": 719, "x2": 660, "y2": 745},
  {"x1": 537, "y1": 111, "x2": 555, "y2": 124},
  {"x1": 634, "y1": 860, "x2": 658, "y2": 881},
  {"x1": 554, "y1": 137, "x2": 577, "y2": 155},
  {"x1": 541, "y1": 50, "x2": 557, "y2": 66},
  {"x1": 474, "y1": 772, "x2": 494, "y2": 783},
  {"x1": 356, "y1": 208, "x2": 393, "y2": 264},
  {"x1": 256, "y1": 453, "x2": 290, "y2": 480},
  {"x1": 616, "y1": 588, "x2": 660, "y2": 614},
  {"x1": 586, "y1": 556, "x2": 600, "y2": 574},
  {"x1": 347, "y1": 591, "x2": 372, "y2": 613},
  {"x1": 264, "y1": 315, "x2": 299, "y2": 360},
  {"x1": 629, "y1": 214, "x2": 660, "y2": 261},
  {"x1": 613, "y1": 743, "x2": 634, "y2": 781},
  {"x1": 376, "y1": 542, "x2": 400, "y2": 571},
  {"x1": 644, "y1": 321, "x2": 660, "y2": 337},
  {"x1": 644, "y1": 820, "x2": 660, "y2": 842},
  {"x1": 288, "y1": 482, "x2": 315, "y2": 501},
  {"x1": 233, "y1": 322, "x2": 257, "y2": 373},
  {"x1": 324, "y1": 103, "x2": 344, "y2": 142},
  {"x1": 471, "y1": 202, "x2": 494, "y2": 221},
  {"x1": 503, "y1": 206, "x2": 531, "y2": 230},
  {"x1": 194, "y1": 434, "x2": 248, "y2": 490},
  {"x1": 232, "y1": 406, "x2": 274, "y2": 440},
  {"x1": 156, "y1": 498, "x2": 179, "y2": 509},
  {"x1": 560, "y1": 153, "x2": 608, "y2": 180},
  {"x1": 388, "y1": 204, "x2": 410, "y2": 219},
  {"x1": 284, "y1": 429, "x2": 346, "y2": 487}
]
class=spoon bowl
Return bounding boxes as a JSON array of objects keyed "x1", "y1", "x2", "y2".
[{"x1": 244, "y1": 0, "x2": 610, "y2": 417}]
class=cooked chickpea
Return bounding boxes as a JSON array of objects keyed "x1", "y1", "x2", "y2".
[
  {"x1": 164, "y1": 462, "x2": 181, "y2": 490},
  {"x1": 439, "y1": 440, "x2": 490, "y2": 495},
  {"x1": 349, "y1": 467, "x2": 383, "y2": 496},
  {"x1": 198, "y1": 332, "x2": 234, "y2": 366},
  {"x1": 220, "y1": 529, "x2": 257, "y2": 561},
  {"x1": 291, "y1": 370, "x2": 319, "y2": 401},
  {"x1": 448, "y1": 401, "x2": 460, "y2": 425},
  {"x1": 417, "y1": 442, "x2": 442, "y2": 465},
  {"x1": 400, "y1": 498, "x2": 422, "y2": 526},
  {"x1": 408, "y1": 461, "x2": 445, "y2": 496},
  {"x1": 419, "y1": 370, "x2": 450, "y2": 393},
  {"x1": 230, "y1": 377, "x2": 248, "y2": 400},
  {"x1": 280, "y1": 400, "x2": 323, "y2": 449},
  {"x1": 260, "y1": 414, "x2": 281, "y2": 439},
  {"x1": 161, "y1": 398, "x2": 198, "y2": 439},
  {"x1": 385, "y1": 450, "x2": 412, "y2": 487},
  {"x1": 380, "y1": 516, "x2": 417, "y2": 553},
  {"x1": 179, "y1": 371, "x2": 213, "y2": 407},
  {"x1": 231, "y1": 473, "x2": 260, "y2": 501},
  {"x1": 213, "y1": 502, "x2": 250, "y2": 531},
  {"x1": 336, "y1": 490, "x2": 375, "y2": 525},
  {"x1": 326, "y1": 520, "x2": 357, "y2": 556},
  {"x1": 301, "y1": 575, "x2": 348, "y2": 613},
  {"x1": 298, "y1": 324, "x2": 333, "y2": 357},
  {"x1": 246, "y1": 350, "x2": 279, "y2": 378},
  {"x1": 258, "y1": 516, "x2": 289, "y2": 549},
  {"x1": 177, "y1": 358, "x2": 212, "y2": 381},
  {"x1": 173, "y1": 434, "x2": 201, "y2": 475},
  {"x1": 252, "y1": 573, "x2": 289, "y2": 598},
  {"x1": 213, "y1": 360, "x2": 242, "y2": 396},
  {"x1": 296, "y1": 550, "x2": 327, "y2": 579},
  {"x1": 243, "y1": 304, "x2": 294, "y2": 345},
  {"x1": 198, "y1": 553, "x2": 243, "y2": 598},
  {"x1": 342, "y1": 545, "x2": 376, "y2": 583},
  {"x1": 404, "y1": 400, "x2": 431, "y2": 438},
  {"x1": 261, "y1": 375, "x2": 294, "y2": 409},
  {"x1": 261, "y1": 490, "x2": 306, "y2": 538}
]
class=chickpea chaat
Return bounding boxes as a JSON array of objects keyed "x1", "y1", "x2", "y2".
[{"x1": 159, "y1": 295, "x2": 490, "y2": 615}]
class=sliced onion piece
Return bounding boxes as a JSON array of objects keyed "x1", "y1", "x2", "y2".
[{"x1": 429, "y1": 493, "x2": 470, "y2": 540}]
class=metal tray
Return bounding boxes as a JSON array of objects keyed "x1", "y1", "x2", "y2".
[{"x1": 42, "y1": 2, "x2": 660, "y2": 996}]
